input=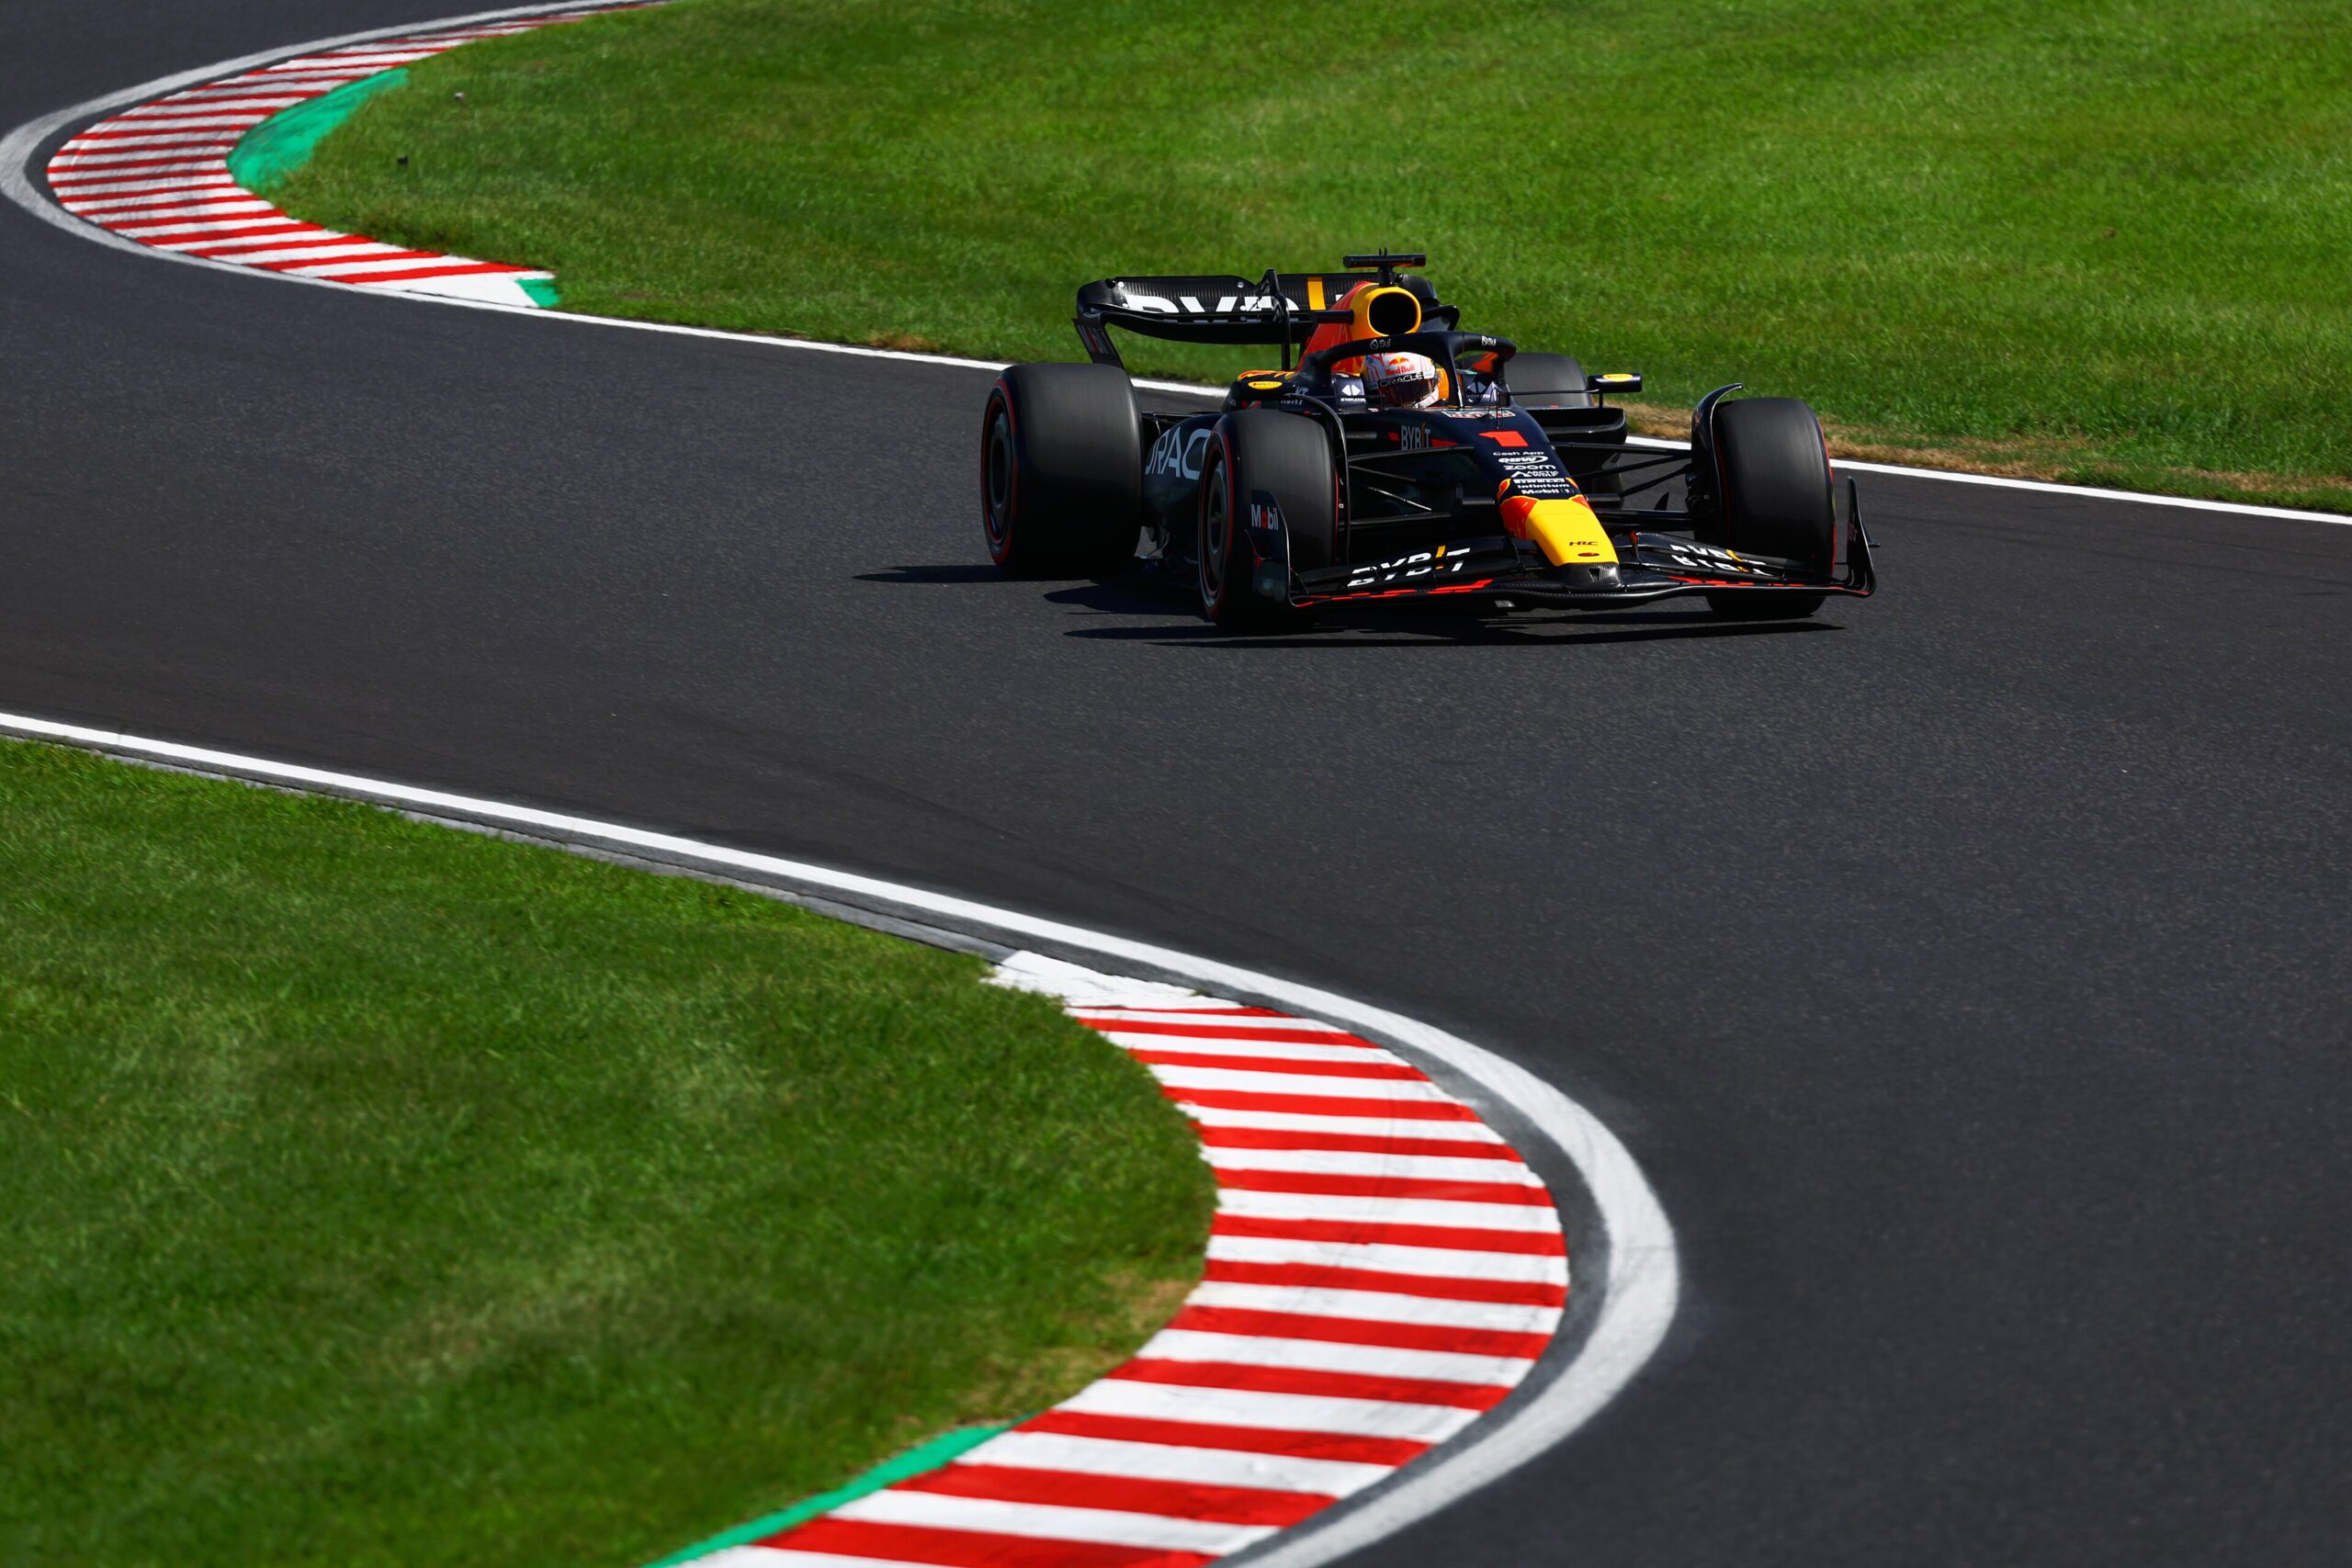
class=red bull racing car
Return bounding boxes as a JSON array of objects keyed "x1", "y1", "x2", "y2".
[{"x1": 979, "y1": 251, "x2": 1874, "y2": 627}]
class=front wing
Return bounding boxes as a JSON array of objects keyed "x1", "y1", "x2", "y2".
[{"x1": 1283, "y1": 481, "x2": 1877, "y2": 610}]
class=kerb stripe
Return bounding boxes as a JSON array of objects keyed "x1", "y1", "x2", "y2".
[
  {"x1": 40, "y1": 5, "x2": 622, "y2": 308},
  {"x1": 718, "y1": 962, "x2": 1566, "y2": 1568},
  {"x1": 898, "y1": 1465, "x2": 1331, "y2": 1527}
]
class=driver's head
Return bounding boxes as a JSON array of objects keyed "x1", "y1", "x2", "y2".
[{"x1": 1363, "y1": 351, "x2": 1442, "y2": 409}]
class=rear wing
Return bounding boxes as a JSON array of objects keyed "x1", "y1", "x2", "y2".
[{"x1": 1073, "y1": 254, "x2": 1455, "y2": 367}]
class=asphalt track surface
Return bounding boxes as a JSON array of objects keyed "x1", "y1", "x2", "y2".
[{"x1": 6, "y1": 4, "x2": 2351, "y2": 1563}]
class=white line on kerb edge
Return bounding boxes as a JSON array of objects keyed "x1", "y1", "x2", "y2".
[
  {"x1": 1, "y1": 0, "x2": 2345, "y2": 530},
  {"x1": 0, "y1": 705, "x2": 1679, "y2": 1566}
]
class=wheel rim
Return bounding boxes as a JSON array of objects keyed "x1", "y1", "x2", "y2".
[
  {"x1": 1200, "y1": 453, "x2": 1231, "y2": 609},
  {"x1": 983, "y1": 403, "x2": 1014, "y2": 555}
]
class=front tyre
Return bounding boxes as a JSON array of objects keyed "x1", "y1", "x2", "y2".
[
  {"x1": 1198, "y1": 411, "x2": 1331, "y2": 630},
  {"x1": 980, "y1": 363, "x2": 1142, "y2": 578},
  {"x1": 1702, "y1": 396, "x2": 1837, "y2": 621}
]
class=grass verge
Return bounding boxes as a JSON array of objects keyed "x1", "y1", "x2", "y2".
[
  {"x1": 266, "y1": 0, "x2": 2352, "y2": 513},
  {"x1": 0, "y1": 738, "x2": 1212, "y2": 1568}
]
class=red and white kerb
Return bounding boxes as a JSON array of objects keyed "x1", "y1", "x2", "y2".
[
  {"x1": 687, "y1": 954, "x2": 1566, "y2": 1568},
  {"x1": 43, "y1": 8, "x2": 641, "y2": 309}
]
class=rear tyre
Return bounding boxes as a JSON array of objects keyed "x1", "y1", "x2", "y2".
[
  {"x1": 980, "y1": 363, "x2": 1142, "y2": 578},
  {"x1": 1506, "y1": 353, "x2": 1593, "y2": 409},
  {"x1": 1510, "y1": 353, "x2": 1621, "y2": 502},
  {"x1": 1198, "y1": 411, "x2": 1332, "y2": 630},
  {"x1": 1702, "y1": 396, "x2": 1835, "y2": 620}
]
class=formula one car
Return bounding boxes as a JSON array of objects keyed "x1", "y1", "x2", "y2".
[{"x1": 979, "y1": 251, "x2": 1873, "y2": 626}]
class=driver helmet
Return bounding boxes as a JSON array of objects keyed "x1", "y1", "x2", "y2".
[{"x1": 1363, "y1": 350, "x2": 1442, "y2": 409}]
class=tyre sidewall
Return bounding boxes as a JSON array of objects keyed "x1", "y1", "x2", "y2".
[
  {"x1": 981, "y1": 381, "x2": 1019, "y2": 567},
  {"x1": 1197, "y1": 426, "x2": 1242, "y2": 618}
]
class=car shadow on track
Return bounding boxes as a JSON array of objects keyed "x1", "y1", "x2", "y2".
[
  {"x1": 1067, "y1": 618, "x2": 1836, "y2": 649},
  {"x1": 1043, "y1": 581, "x2": 1836, "y2": 649},
  {"x1": 856, "y1": 567, "x2": 1836, "y2": 647},
  {"x1": 855, "y1": 565, "x2": 1012, "y2": 585}
]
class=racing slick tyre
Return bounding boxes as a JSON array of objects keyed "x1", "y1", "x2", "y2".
[
  {"x1": 1703, "y1": 396, "x2": 1833, "y2": 620},
  {"x1": 1510, "y1": 354, "x2": 1622, "y2": 503},
  {"x1": 981, "y1": 363, "x2": 1142, "y2": 578},
  {"x1": 1506, "y1": 353, "x2": 1594, "y2": 409},
  {"x1": 1198, "y1": 410, "x2": 1331, "y2": 631}
]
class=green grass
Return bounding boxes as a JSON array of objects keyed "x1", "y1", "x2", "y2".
[
  {"x1": 0, "y1": 739, "x2": 1212, "y2": 1568},
  {"x1": 269, "y1": 0, "x2": 2352, "y2": 511}
]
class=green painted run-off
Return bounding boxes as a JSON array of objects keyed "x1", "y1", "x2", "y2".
[
  {"x1": 641, "y1": 1423, "x2": 1013, "y2": 1567},
  {"x1": 227, "y1": 69, "x2": 412, "y2": 194},
  {"x1": 223, "y1": 67, "x2": 561, "y2": 307}
]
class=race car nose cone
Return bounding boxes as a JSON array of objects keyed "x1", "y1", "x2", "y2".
[
  {"x1": 1557, "y1": 562, "x2": 1622, "y2": 591},
  {"x1": 1506, "y1": 495, "x2": 1618, "y2": 569}
]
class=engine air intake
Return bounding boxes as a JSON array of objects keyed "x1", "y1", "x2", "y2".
[{"x1": 1353, "y1": 285, "x2": 1422, "y2": 340}]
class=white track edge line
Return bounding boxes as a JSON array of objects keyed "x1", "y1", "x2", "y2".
[
  {"x1": 4, "y1": 3, "x2": 2346, "y2": 527},
  {"x1": 0, "y1": 705, "x2": 1676, "y2": 1567}
]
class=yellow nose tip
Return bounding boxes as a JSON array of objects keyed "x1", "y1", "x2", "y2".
[{"x1": 1507, "y1": 495, "x2": 1617, "y2": 567}]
